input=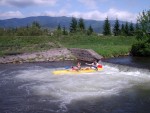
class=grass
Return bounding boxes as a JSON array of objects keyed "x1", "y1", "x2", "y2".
[
  {"x1": 58, "y1": 33, "x2": 137, "y2": 57},
  {"x1": 0, "y1": 34, "x2": 137, "y2": 58},
  {"x1": 0, "y1": 36, "x2": 61, "y2": 56}
]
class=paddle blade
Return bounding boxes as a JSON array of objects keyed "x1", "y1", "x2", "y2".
[{"x1": 65, "y1": 66, "x2": 71, "y2": 69}]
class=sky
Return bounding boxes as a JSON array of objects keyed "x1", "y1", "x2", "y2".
[{"x1": 0, "y1": 0, "x2": 149, "y2": 22}]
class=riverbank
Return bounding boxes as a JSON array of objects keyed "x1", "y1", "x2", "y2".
[
  {"x1": 0, "y1": 48, "x2": 76, "y2": 64},
  {"x1": 0, "y1": 47, "x2": 104, "y2": 64},
  {"x1": 57, "y1": 34, "x2": 137, "y2": 57},
  {"x1": 0, "y1": 35, "x2": 137, "y2": 58}
]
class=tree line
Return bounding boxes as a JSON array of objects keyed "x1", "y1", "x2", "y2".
[
  {"x1": 0, "y1": 22, "x2": 48, "y2": 36},
  {"x1": 102, "y1": 9, "x2": 150, "y2": 57},
  {"x1": 103, "y1": 17, "x2": 139, "y2": 36},
  {"x1": 56, "y1": 17, "x2": 139, "y2": 37},
  {"x1": 55, "y1": 17, "x2": 93, "y2": 36},
  {"x1": 0, "y1": 16, "x2": 141, "y2": 37},
  {"x1": 0, "y1": 17, "x2": 94, "y2": 36}
]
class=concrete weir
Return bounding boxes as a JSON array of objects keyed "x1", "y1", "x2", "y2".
[{"x1": 69, "y1": 48, "x2": 103, "y2": 62}]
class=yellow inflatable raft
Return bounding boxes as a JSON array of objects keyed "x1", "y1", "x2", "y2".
[{"x1": 53, "y1": 67, "x2": 103, "y2": 75}]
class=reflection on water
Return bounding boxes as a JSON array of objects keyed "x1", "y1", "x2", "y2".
[{"x1": 0, "y1": 60, "x2": 150, "y2": 113}]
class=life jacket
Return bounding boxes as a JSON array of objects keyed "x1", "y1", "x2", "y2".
[{"x1": 97, "y1": 65, "x2": 102, "y2": 68}]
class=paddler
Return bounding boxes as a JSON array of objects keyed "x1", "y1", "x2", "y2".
[
  {"x1": 85, "y1": 60, "x2": 102, "y2": 70},
  {"x1": 72, "y1": 62, "x2": 81, "y2": 71}
]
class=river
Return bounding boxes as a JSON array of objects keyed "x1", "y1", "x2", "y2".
[
  {"x1": 0, "y1": 56, "x2": 150, "y2": 113},
  {"x1": 102, "y1": 56, "x2": 150, "y2": 70}
]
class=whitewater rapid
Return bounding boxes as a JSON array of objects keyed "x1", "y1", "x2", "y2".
[{"x1": 12, "y1": 63, "x2": 150, "y2": 112}]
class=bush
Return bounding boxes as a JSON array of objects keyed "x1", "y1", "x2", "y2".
[
  {"x1": 131, "y1": 41, "x2": 150, "y2": 56},
  {"x1": 131, "y1": 9, "x2": 150, "y2": 57}
]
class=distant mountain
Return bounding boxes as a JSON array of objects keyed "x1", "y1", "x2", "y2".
[{"x1": 0, "y1": 16, "x2": 126, "y2": 33}]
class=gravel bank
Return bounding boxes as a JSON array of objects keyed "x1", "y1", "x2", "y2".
[{"x1": 0, "y1": 48, "x2": 76, "y2": 64}]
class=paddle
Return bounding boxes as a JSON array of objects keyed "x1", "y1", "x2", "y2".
[
  {"x1": 85, "y1": 63, "x2": 93, "y2": 66},
  {"x1": 64, "y1": 66, "x2": 71, "y2": 69}
]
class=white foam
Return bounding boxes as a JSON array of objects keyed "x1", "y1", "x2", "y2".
[{"x1": 15, "y1": 64, "x2": 150, "y2": 111}]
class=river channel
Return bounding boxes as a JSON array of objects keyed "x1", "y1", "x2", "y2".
[{"x1": 0, "y1": 56, "x2": 150, "y2": 113}]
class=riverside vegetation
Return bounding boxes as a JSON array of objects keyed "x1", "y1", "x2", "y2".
[
  {"x1": 0, "y1": 9, "x2": 149, "y2": 58},
  {"x1": 131, "y1": 10, "x2": 150, "y2": 56},
  {"x1": 0, "y1": 34, "x2": 137, "y2": 58}
]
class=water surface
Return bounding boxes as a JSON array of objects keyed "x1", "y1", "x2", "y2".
[
  {"x1": 0, "y1": 60, "x2": 150, "y2": 113},
  {"x1": 103, "y1": 56, "x2": 150, "y2": 70}
]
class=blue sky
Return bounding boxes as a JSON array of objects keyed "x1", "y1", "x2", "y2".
[{"x1": 0, "y1": 0, "x2": 149, "y2": 22}]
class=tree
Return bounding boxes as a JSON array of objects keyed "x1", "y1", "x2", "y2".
[
  {"x1": 70, "y1": 17, "x2": 78, "y2": 33},
  {"x1": 87, "y1": 25, "x2": 93, "y2": 35},
  {"x1": 129, "y1": 22, "x2": 134, "y2": 36},
  {"x1": 138, "y1": 10, "x2": 150, "y2": 32},
  {"x1": 57, "y1": 24, "x2": 61, "y2": 31},
  {"x1": 78, "y1": 18, "x2": 85, "y2": 31},
  {"x1": 63, "y1": 26, "x2": 68, "y2": 35},
  {"x1": 0, "y1": 21, "x2": 49, "y2": 36},
  {"x1": 137, "y1": 10, "x2": 150, "y2": 40},
  {"x1": 134, "y1": 22, "x2": 143, "y2": 40},
  {"x1": 32, "y1": 21, "x2": 41, "y2": 29},
  {"x1": 135, "y1": 22, "x2": 140, "y2": 32},
  {"x1": 54, "y1": 24, "x2": 62, "y2": 36},
  {"x1": 131, "y1": 9, "x2": 150, "y2": 57},
  {"x1": 29, "y1": 21, "x2": 42, "y2": 36},
  {"x1": 124, "y1": 22, "x2": 129, "y2": 36},
  {"x1": 113, "y1": 18, "x2": 120, "y2": 36},
  {"x1": 120, "y1": 24, "x2": 125, "y2": 35},
  {"x1": 103, "y1": 17, "x2": 111, "y2": 35}
]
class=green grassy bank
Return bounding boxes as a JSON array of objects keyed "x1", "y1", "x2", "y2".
[
  {"x1": 56, "y1": 33, "x2": 137, "y2": 57},
  {"x1": 0, "y1": 34, "x2": 137, "y2": 58},
  {"x1": 0, "y1": 36, "x2": 61, "y2": 56}
]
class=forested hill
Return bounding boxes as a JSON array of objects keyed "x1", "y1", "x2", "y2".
[{"x1": 0, "y1": 16, "x2": 125, "y2": 33}]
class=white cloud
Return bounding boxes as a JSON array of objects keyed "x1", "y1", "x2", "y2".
[
  {"x1": 0, "y1": 11, "x2": 24, "y2": 19},
  {"x1": 107, "y1": 8, "x2": 137, "y2": 22},
  {"x1": 69, "y1": 10, "x2": 105, "y2": 20},
  {"x1": 0, "y1": 8, "x2": 137, "y2": 22},
  {"x1": 41, "y1": 10, "x2": 68, "y2": 17},
  {"x1": 69, "y1": 8, "x2": 137, "y2": 22},
  {"x1": 38, "y1": 8, "x2": 137, "y2": 22},
  {"x1": 0, "y1": 0, "x2": 57, "y2": 7},
  {"x1": 23, "y1": 9, "x2": 68, "y2": 18}
]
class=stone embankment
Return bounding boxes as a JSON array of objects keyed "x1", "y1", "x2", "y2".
[{"x1": 0, "y1": 48, "x2": 103, "y2": 64}]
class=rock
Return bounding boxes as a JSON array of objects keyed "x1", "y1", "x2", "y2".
[
  {"x1": 0, "y1": 48, "x2": 103, "y2": 64},
  {"x1": 0, "y1": 48, "x2": 75, "y2": 64},
  {"x1": 69, "y1": 48, "x2": 103, "y2": 62}
]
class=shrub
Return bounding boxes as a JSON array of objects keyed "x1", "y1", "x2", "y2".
[{"x1": 131, "y1": 41, "x2": 150, "y2": 56}]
